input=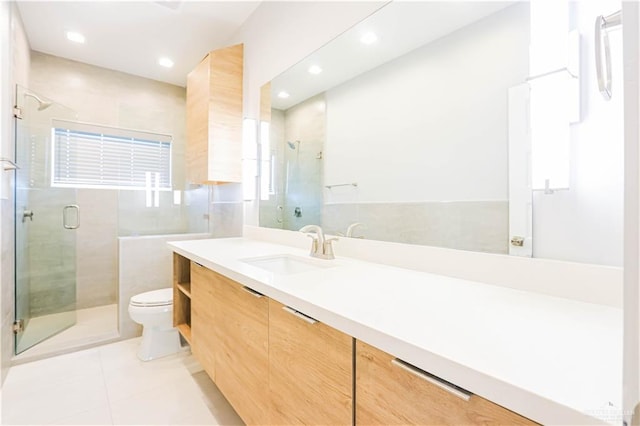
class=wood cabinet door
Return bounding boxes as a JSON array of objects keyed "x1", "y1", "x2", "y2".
[
  {"x1": 356, "y1": 341, "x2": 538, "y2": 425},
  {"x1": 185, "y1": 55, "x2": 210, "y2": 184},
  {"x1": 268, "y1": 299, "x2": 352, "y2": 425},
  {"x1": 186, "y1": 44, "x2": 243, "y2": 184},
  {"x1": 190, "y1": 262, "x2": 217, "y2": 380},
  {"x1": 207, "y1": 44, "x2": 243, "y2": 184},
  {"x1": 212, "y1": 272, "x2": 269, "y2": 425}
]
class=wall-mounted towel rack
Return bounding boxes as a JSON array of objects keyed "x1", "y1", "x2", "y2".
[{"x1": 325, "y1": 182, "x2": 358, "y2": 189}]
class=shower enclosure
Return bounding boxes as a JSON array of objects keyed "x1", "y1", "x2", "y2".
[
  {"x1": 259, "y1": 95, "x2": 325, "y2": 231},
  {"x1": 13, "y1": 85, "x2": 211, "y2": 357},
  {"x1": 14, "y1": 85, "x2": 79, "y2": 354}
]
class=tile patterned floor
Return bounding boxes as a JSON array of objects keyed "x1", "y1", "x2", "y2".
[{"x1": 1, "y1": 338, "x2": 243, "y2": 425}]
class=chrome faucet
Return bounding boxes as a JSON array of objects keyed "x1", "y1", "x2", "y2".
[
  {"x1": 299, "y1": 225, "x2": 337, "y2": 260},
  {"x1": 346, "y1": 222, "x2": 365, "y2": 238}
]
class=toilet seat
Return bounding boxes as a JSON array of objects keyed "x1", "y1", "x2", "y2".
[{"x1": 130, "y1": 288, "x2": 173, "y2": 307}]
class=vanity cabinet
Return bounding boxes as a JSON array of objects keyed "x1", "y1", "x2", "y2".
[
  {"x1": 190, "y1": 261, "x2": 218, "y2": 380},
  {"x1": 211, "y1": 270, "x2": 269, "y2": 425},
  {"x1": 186, "y1": 43, "x2": 243, "y2": 184},
  {"x1": 268, "y1": 299, "x2": 352, "y2": 425},
  {"x1": 355, "y1": 341, "x2": 538, "y2": 425},
  {"x1": 174, "y1": 252, "x2": 538, "y2": 425}
]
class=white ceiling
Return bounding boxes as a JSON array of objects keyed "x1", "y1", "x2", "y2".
[{"x1": 16, "y1": 0, "x2": 261, "y2": 88}]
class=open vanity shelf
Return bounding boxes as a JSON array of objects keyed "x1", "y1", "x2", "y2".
[{"x1": 173, "y1": 253, "x2": 192, "y2": 344}]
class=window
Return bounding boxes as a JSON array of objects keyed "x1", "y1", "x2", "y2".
[{"x1": 52, "y1": 119, "x2": 171, "y2": 190}]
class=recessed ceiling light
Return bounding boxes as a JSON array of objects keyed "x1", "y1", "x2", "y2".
[
  {"x1": 308, "y1": 65, "x2": 322, "y2": 75},
  {"x1": 158, "y1": 57, "x2": 174, "y2": 68},
  {"x1": 65, "y1": 31, "x2": 85, "y2": 44},
  {"x1": 360, "y1": 32, "x2": 378, "y2": 45},
  {"x1": 277, "y1": 91, "x2": 290, "y2": 99}
]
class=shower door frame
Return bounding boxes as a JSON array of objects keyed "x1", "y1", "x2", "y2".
[{"x1": 13, "y1": 85, "x2": 79, "y2": 355}]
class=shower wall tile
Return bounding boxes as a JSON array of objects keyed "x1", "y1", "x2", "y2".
[
  {"x1": 209, "y1": 202, "x2": 243, "y2": 238},
  {"x1": 209, "y1": 184, "x2": 243, "y2": 238},
  {"x1": 117, "y1": 190, "x2": 189, "y2": 237},
  {"x1": 118, "y1": 233, "x2": 210, "y2": 339},
  {"x1": 25, "y1": 189, "x2": 76, "y2": 317},
  {"x1": 76, "y1": 189, "x2": 118, "y2": 310},
  {"x1": 185, "y1": 186, "x2": 210, "y2": 234},
  {"x1": 322, "y1": 201, "x2": 509, "y2": 254}
]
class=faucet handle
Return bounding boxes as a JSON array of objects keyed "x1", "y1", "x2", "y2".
[
  {"x1": 305, "y1": 234, "x2": 318, "y2": 256},
  {"x1": 323, "y1": 237, "x2": 338, "y2": 259}
]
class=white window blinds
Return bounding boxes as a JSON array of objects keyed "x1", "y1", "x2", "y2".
[{"x1": 52, "y1": 120, "x2": 172, "y2": 190}]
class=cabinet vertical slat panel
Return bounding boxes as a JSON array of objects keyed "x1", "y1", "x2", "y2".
[
  {"x1": 355, "y1": 340, "x2": 538, "y2": 425},
  {"x1": 268, "y1": 299, "x2": 352, "y2": 425},
  {"x1": 212, "y1": 272, "x2": 269, "y2": 425},
  {"x1": 190, "y1": 262, "x2": 217, "y2": 380}
]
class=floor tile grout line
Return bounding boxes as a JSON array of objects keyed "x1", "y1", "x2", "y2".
[{"x1": 97, "y1": 348, "x2": 116, "y2": 425}]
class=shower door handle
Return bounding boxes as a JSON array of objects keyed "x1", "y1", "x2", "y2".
[{"x1": 63, "y1": 205, "x2": 80, "y2": 229}]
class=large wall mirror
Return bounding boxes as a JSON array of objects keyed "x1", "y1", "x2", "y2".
[{"x1": 258, "y1": 0, "x2": 624, "y2": 267}]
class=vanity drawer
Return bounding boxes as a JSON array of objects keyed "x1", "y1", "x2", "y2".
[{"x1": 355, "y1": 341, "x2": 538, "y2": 425}]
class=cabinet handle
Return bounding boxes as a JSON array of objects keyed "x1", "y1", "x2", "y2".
[
  {"x1": 242, "y1": 286, "x2": 264, "y2": 298},
  {"x1": 391, "y1": 358, "x2": 472, "y2": 401},
  {"x1": 282, "y1": 306, "x2": 318, "y2": 324}
]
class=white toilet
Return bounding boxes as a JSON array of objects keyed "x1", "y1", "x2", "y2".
[{"x1": 128, "y1": 288, "x2": 182, "y2": 361}]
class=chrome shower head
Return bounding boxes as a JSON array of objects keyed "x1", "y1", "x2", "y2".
[{"x1": 287, "y1": 140, "x2": 300, "y2": 150}]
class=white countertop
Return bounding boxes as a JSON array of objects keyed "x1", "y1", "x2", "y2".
[{"x1": 169, "y1": 237, "x2": 622, "y2": 425}]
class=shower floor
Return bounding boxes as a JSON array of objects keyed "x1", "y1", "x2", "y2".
[{"x1": 12, "y1": 304, "x2": 119, "y2": 364}]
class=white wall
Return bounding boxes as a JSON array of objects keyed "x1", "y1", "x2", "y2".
[
  {"x1": 325, "y1": 4, "x2": 528, "y2": 203},
  {"x1": 226, "y1": 1, "x2": 387, "y2": 225},
  {"x1": 532, "y1": 0, "x2": 624, "y2": 267}
]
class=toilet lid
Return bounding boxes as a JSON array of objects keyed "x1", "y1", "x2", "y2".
[{"x1": 130, "y1": 288, "x2": 173, "y2": 307}]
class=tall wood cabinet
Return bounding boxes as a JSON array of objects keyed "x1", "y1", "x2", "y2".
[
  {"x1": 268, "y1": 300, "x2": 352, "y2": 425},
  {"x1": 186, "y1": 43, "x2": 243, "y2": 184}
]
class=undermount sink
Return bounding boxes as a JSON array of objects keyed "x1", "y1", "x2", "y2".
[{"x1": 241, "y1": 254, "x2": 334, "y2": 275}]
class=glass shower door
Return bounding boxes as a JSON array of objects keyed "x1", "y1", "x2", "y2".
[{"x1": 14, "y1": 85, "x2": 78, "y2": 354}]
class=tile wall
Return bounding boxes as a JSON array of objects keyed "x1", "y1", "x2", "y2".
[{"x1": 322, "y1": 201, "x2": 509, "y2": 254}]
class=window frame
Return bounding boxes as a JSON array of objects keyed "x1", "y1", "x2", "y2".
[{"x1": 50, "y1": 119, "x2": 173, "y2": 191}]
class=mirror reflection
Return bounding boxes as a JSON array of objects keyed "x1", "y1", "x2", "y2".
[{"x1": 258, "y1": 1, "x2": 623, "y2": 267}]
